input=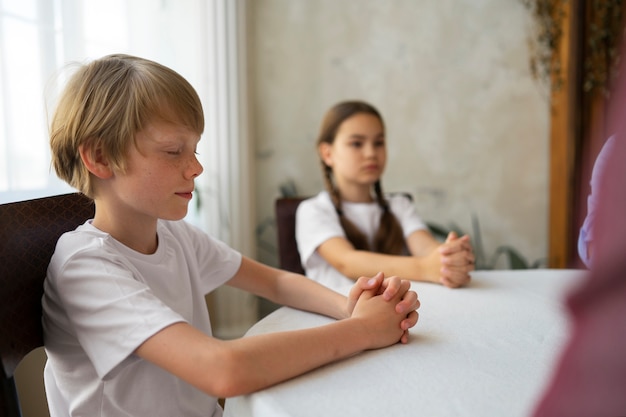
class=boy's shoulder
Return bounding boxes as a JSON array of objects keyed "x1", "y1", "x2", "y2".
[
  {"x1": 48, "y1": 222, "x2": 115, "y2": 277},
  {"x1": 54, "y1": 221, "x2": 106, "y2": 252}
]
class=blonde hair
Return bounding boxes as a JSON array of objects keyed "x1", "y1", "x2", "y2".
[
  {"x1": 316, "y1": 100, "x2": 404, "y2": 255},
  {"x1": 50, "y1": 54, "x2": 204, "y2": 197}
]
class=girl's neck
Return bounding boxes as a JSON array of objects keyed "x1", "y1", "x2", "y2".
[{"x1": 336, "y1": 185, "x2": 374, "y2": 203}]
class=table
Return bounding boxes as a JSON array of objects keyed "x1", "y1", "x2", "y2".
[{"x1": 223, "y1": 269, "x2": 588, "y2": 417}]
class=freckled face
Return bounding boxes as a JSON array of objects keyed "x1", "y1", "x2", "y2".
[
  {"x1": 113, "y1": 119, "x2": 203, "y2": 222},
  {"x1": 320, "y1": 113, "x2": 386, "y2": 190}
]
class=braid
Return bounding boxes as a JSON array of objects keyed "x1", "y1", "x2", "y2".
[
  {"x1": 373, "y1": 181, "x2": 389, "y2": 211},
  {"x1": 373, "y1": 181, "x2": 405, "y2": 255},
  {"x1": 322, "y1": 164, "x2": 342, "y2": 215},
  {"x1": 321, "y1": 164, "x2": 370, "y2": 250}
]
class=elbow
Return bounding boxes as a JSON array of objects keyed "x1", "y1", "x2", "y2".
[
  {"x1": 332, "y1": 257, "x2": 362, "y2": 281},
  {"x1": 209, "y1": 378, "x2": 245, "y2": 400},
  {"x1": 204, "y1": 373, "x2": 239, "y2": 399},
  {"x1": 333, "y1": 262, "x2": 354, "y2": 280},
  {"x1": 198, "y1": 348, "x2": 256, "y2": 398}
]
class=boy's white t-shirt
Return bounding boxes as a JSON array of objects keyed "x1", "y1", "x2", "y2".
[
  {"x1": 42, "y1": 219, "x2": 242, "y2": 417},
  {"x1": 295, "y1": 191, "x2": 427, "y2": 294}
]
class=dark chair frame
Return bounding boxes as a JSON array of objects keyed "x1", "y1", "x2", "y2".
[
  {"x1": 0, "y1": 193, "x2": 94, "y2": 417},
  {"x1": 274, "y1": 197, "x2": 307, "y2": 275}
]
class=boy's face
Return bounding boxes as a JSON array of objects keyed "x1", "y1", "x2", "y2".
[{"x1": 111, "y1": 119, "x2": 203, "y2": 222}]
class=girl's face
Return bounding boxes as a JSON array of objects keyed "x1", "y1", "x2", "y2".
[{"x1": 320, "y1": 112, "x2": 386, "y2": 195}]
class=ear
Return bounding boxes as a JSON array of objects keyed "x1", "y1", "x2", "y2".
[
  {"x1": 78, "y1": 143, "x2": 114, "y2": 179},
  {"x1": 318, "y1": 142, "x2": 333, "y2": 167}
]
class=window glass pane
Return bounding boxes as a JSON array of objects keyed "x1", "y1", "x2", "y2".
[
  {"x1": 1, "y1": 0, "x2": 37, "y2": 19},
  {"x1": 82, "y1": 0, "x2": 128, "y2": 56},
  {"x1": 3, "y1": 18, "x2": 48, "y2": 189}
]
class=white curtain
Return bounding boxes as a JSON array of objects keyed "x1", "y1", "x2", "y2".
[
  {"x1": 0, "y1": 0, "x2": 257, "y2": 337},
  {"x1": 201, "y1": 0, "x2": 258, "y2": 339}
]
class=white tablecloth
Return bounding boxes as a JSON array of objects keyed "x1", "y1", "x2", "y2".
[{"x1": 224, "y1": 269, "x2": 587, "y2": 417}]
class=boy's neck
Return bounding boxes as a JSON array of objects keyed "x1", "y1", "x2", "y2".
[{"x1": 91, "y1": 203, "x2": 159, "y2": 255}]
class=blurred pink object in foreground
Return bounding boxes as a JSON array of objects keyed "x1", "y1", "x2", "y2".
[{"x1": 533, "y1": 50, "x2": 626, "y2": 417}]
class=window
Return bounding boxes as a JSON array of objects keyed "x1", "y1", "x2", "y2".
[{"x1": 0, "y1": 0, "x2": 209, "y2": 206}]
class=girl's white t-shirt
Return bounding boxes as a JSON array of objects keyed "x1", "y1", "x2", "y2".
[
  {"x1": 42, "y1": 219, "x2": 242, "y2": 417},
  {"x1": 295, "y1": 191, "x2": 427, "y2": 294}
]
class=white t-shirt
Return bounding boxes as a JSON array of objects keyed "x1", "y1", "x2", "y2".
[
  {"x1": 295, "y1": 191, "x2": 427, "y2": 294},
  {"x1": 42, "y1": 219, "x2": 242, "y2": 417}
]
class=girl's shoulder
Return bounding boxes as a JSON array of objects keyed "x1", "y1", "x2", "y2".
[
  {"x1": 386, "y1": 192, "x2": 414, "y2": 208},
  {"x1": 297, "y1": 191, "x2": 338, "y2": 220},
  {"x1": 300, "y1": 191, "x2": 333, "y2": 209}
]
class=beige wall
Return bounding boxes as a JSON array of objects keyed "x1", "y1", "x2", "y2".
[{"x1": 250, "y1": 0, "x2": 549, "y2": 268}]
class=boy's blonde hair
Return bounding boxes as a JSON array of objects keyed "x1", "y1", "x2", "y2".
[{"x1": 50, "y1": 54, "x2": 204, "y2": 197}]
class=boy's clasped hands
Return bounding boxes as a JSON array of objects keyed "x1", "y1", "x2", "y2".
[{"x1": 347, "y1": 272, "x2": 420, "y2": 346}]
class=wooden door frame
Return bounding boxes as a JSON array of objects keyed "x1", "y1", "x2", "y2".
[{"x1": 549, "y1": 0, "x2": 583, "y2": 268}]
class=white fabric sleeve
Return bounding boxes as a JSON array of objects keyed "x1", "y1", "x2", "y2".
[
  {"x1": 295, "y1": 195, "x2": 346, "y2": 268},
  {"x1": 388, "y1": 193, "x2": 428, "y2": 238},
  {"x1": 171, "y1": 220, "x2": 243, "y2": 295}
]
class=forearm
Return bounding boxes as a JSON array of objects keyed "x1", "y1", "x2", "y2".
[
  {"x1": 228, "y1": 257, "x2": 348, "y2": 319},
  {"x1": 335, "y1": 250, "x2": 439, "y2": 283},
  {"x1": 137, "y1": 320, "x2": 370, "y2": 399},
  {"x1": 269, "y1": 269, "x2": 349, "y2": 319},
  {"x1": 220, "y1": 283, "x2": 416, "y2": 396},
  {"x1": 220, "y1": 319, "x2": 369, "y2": 397}
]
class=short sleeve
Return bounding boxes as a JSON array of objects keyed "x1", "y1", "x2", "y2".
[
  {"x1": 295, "y1": 193, "x2": 346, "y2": 268},
  {"x1": 388, "y1": 194, "x2": 428, "y2": 238},
  {"x1": 170, "y1": 220, "x2": 242, "y2": 295}
]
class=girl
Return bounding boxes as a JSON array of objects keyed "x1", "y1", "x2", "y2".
[{"x1": 296, "y1": 100, "x2": 475, "y2": 294}]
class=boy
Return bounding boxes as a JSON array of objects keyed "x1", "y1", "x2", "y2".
[{"x1": 42, "y1": 54, "x2": 419, "y2": 417}]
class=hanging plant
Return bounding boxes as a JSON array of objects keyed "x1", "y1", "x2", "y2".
[
  {"x1": 584, "y1": 0, "x2": 624, "y2": 93},
  {"x1": 522, "y1": 0, "x2": 568, "y2": 92},
  {"x1": 521, "y1": 0, "x2": 624, "y2": 95}
]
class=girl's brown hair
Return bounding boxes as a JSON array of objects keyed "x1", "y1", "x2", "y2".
[
  {"x1": 50, "y1": 54, "x2": 204, "y2": 198},
  {"x1": 316, "y1": 100, "x2": 404, "y2": 255}
]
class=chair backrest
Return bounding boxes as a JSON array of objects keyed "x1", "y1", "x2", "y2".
[
  {"x1": 275, "y1": 197, "x2": 307, "y2": 275},
  {"x1": 0, "y1": 193, "x2": 94, "y2": 417}
]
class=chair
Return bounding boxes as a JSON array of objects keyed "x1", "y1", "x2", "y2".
[
  {"x1": 275, "y1": 197, "x2": 307, "y2": 274},
  {"x1": 0, "y1": 193, "x2": 95, "y2": 417}
]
